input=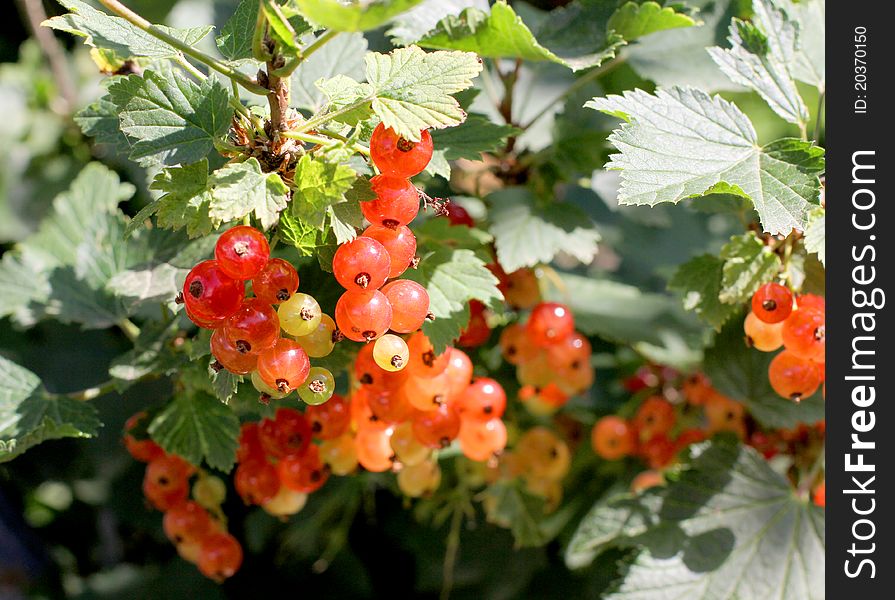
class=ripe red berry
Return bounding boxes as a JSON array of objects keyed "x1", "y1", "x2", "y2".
[
  {"x1": 367, "y1": 389, "x2": 414, "y2": 424},
  {"x1": 211, "y1": 328, "x2": 258, "y2": 375},
  {"x1": 781, "y1": 308, "x2": 825, "y2": 362},
  {"x1": 591, "y1": 416, "x2": 636, "y2": 460},
  {"x1": 278, "y1": 445, "x2": 329, "y2": 493},
  {"x1": 234, "y1": 459, "x2": 280, "y2": 505},
  {"x1": 498, "y1": 324, "x2": 539, "y2": 365},
  {"x1": 335, "y1": 289, "x2": 393, "y2": 342},
  {"x1": 251, "y1": 257, "x2": 299, "y2": 304},
  {"x1": 237, "y1": 422, "x2": 265, "y2": 463},
  {"x1": 123, "y1": 412, "x2": 164, "y2": 463},
  {"x1": 412, "y1": 403, "x2": 461, "y2": 449},
  {"x1": 224, "y1": 298, "x2": 280, "y2": 354},
  {"x1": 354, "y1": 343, "x2": 409, "y2": 392},
  {"x1": 184, "y1": 303, "x2": 228, "y2": 329},
  {"x1": 443, "y1": 202, "x2": 474, "y2": 227},
  {"x1": 639, "y1": 434, "x2": 677, "y2": 469},
  {"x1": 768, "y1": 350, "x2": 822, "y2": 401},
  {"x1": 363, "y1": 175, "x2": 420, "y2": 228},
  {"x1": 751, "y1": 282, "x2": 793, "y2": 324},
  {"x1": 354, "y1": 425, "x2": 394, "y2": 472},
  {"x1": 526, "y1": 302, "x2": 575, "y2": 346},
  {"x1": 257, "y1": 338, "x2": 310, "y2": 394},
  {"x1": 362, "y1": 224, "x2": 417, "y2": 278},
  {"x1": 444, "y1": 348, "x2": 473, "y2": 398},
  {"x1": 457, "y1": 300, "x2": 490, "y2": 348},
  {"x1": 143, "y1": 455, "x2": 192, "y2": 511},
  {"x1": 215, "y1": 225, "x2": 270, "y2": 279},
  {"x1": 406, "y1": 332, "x2": 450, "y2": 379},
  {"x1": 333, "y1": 237, "x2": 392, "y2": 291},
  {"x1": 306, "y1": 394, "x2": 351, "y2": 440},
  {"x1": 458, "y1": 418, "x2": 507, "y2": 461},
  {"x1": 369, "y1": 124, "x2": 433, "y2": 177},
  {"x1": 197, "y1": 532, "x2": 243, "y2": 581},
  {"x1": 163, "y1": 501, "x2": 213, "y2": 544},
  {"x1": 258, "y1": 408, "x2": 312, "y2": 458},
  {"x1": 797, "y1": 294, "x2": 826, "y2": 311},
  {"x1": 458, "y1": 378, "x2": 506, "y2": 421},
  {"x1": 182, "y1": 260, "x2": 243, "y2": 320},
  {"x1": 381, "y1": 280, "x2": 429, "y2": 333},
  {"x1": 633, "y1": 396, "x2": 676, "y2": 441}
]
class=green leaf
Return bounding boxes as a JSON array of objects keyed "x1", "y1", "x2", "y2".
[
  {"x1": 145, "y1": 160, "x2": 215, "y2": 238},
  {"x1": 212, "y1": 370, "x2": 242, "y2": 405},
  {"x1": 531, "y1": 0, "x2": 625, "y2": 72},
  {"x1": 707, "y1": 2, "x2": 808, "y2": 125},
  {"x1": 772, "y1": 0, "x2": 824, "y2": 89},
  {"x1": 547, "y1": 274, "x2": 680, "y2": 345},
  {"x1": 295, "y1": 0, "x2": 423, "y2": 32},
  {"x1": 431, "y1": 114, "x2": 519, "y2": 160},
  {"x1": 278, "y1": 210, "x2": 324, "y2": 256},
  {"x1": 108, "y1": 322, "x2": 185, "y2": 389},
  {"x1": 488, "y1": 188, "x2": 600, "y2": 272},
  {"x1": 607, "y1": 440, "x2": 824, "y2": 600},
  {"x1": 149, "y1": 392, "x2": 241, "y2": 472},
  {"x1": 718, "y1": 233, "x2": 781, "y2": 304},
  {"x1": 413, "y1": 217, "x2": 493, "y2": 250},
  {"x1": 74, "y1": 93, "x2": 131, "y2": 153},
  {"x1": 607, "y1": 1, "x2": 696, "y2": 41},
  {"x1": 803, "y1": 207, "x2": 824, "y2": 267},
  {"x1": 209, "y1": 158, "x2": 290, "y2": 230},
  {"x1": 108, "y1": 69, "x2": 232, "y2": 166},
  {"x1": 0, "y1": 356, "x2": 101, "y2": 463},
  {"x1": 44, "y1": 0, "x2": 213, "y2": 60},
  {"x1": 291, "y1": 32, "x2": 368, "y2": 112},
  {"x1": 669, "y1": 255, "x2": 738, "y2": 331},
  {"x1": 403, "y1": 248, "x2": 502, "y2": 353},
  {"x1": 388, "y1": 0, "x2": 487, "y2": 45},
  {"x1": 366, "y1": 45, "x2": 483, "y2": 142},
  {"x1": 704, "y1": 315, "x2": 824, "y2": 429},
  {"x1": 566, "y1": 489, "x2": 663, "y2": 569},
  {"x1": 216, "y1": 0, "x2": 260, "y2": 61},
  {"x1": 587, "y1": 87, "x2": 824, "y2": 234},
  {"x1": 290, "y1": 154, "x2": 357, "y2": 229},
  {"x1": 483, "y1": 480, "x2": 547, "y2": 548}
]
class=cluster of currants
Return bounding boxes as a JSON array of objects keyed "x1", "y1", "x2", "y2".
[
  {"x1": 489, "y1": 427, "x2": 572, "y2": 511},
  {"x1": 330, "y1": 124, "x2": 434, "y2": 354},
  {"x1": 124, "y1": 413, "x2": 242, "y2": 581},
  {"x1": 744, "y1": 283, "x2": 826, "y2": 401},
  {"x1": 181, "y1": 225, "x2": 336, "y2": 404},
  {"x1": 498, "y1": 302, "x2": 595, "y2": 414}
]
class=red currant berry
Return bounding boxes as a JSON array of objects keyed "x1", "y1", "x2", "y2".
[
  {"x1": 406, "y1": 332, "x2": 450, "y2": 378},
  {"x1": 354, "y1": 343, "x2": 409, "y2": 392},
  {"x1": 197, "y1": 532, "x2": 243, "y2": 581},
  {"x1": 182, "y1": 260, "x2": 243, "y2": 320},
  {"x1": 354, "y1": 425, "x2": 394, "y2": 472},
  {"x1": 251, "y1": 258, "x2": 299, "y2": 304},
  {"x1": 591, "y1": 416, "x2": 636, "y2": 460},
  {"x1": 258, "y1": 408, "x2": 312, "y2": 458},
  {"x1": 306, "y1": 394, "x2": 351, "y2": 440},
  {"x1": 797, "y1": 294, "x2": 826, "y2": 311},
  {"x1": 123, "y1": 412, "x2": 164, "y2": 463},
  {"x1": 224, "y1": 298, "x2": 280, "y2": 354},
  {"x1": 444, "y1": 348, "x2": 474, "y2": 398},
  {"x1": 381, "y1": 280, "x2": 429, "y2": 333},
  {"x1": 184, "y1": 303, "x2": 228, "y2": 329},
  {"x1": 768, "y1": 350, "x2": 822, "y2": 401},
  {"x1": 781, "y1": 308, "x2": 825, "y2": 362},
  {"x1": 257, "y1": 338, "x2": 310, "y2": 394},
  {"x1": 143, "y1": 455, "x2": 192, "y2": 511},
  {"x1": 412, "y1": 403, "x2": 461, "y2": 449},
  {"x1": 457, "y1": 300, "x2": 490, "y2": 348},
  {"x1": 362, "y1": 224, "x2": 417, "y2": 278},
  {"x1": 234, "y1": 459, "x2": 280, "y2": 505},
  {"x1": 639, "y1": 434, "x2": 676, "y2": 469},
  {"x1": 633, "y1": 396, "x2": 676, "y2": 441},
  {"x1": 237, "y1": 422, "x2": 265, "y2": 463},
  {"x1": 335, "y1": 289, "x2": 393, "y2": 342},
  {"x1": 367, "y1": 389, "x2": 414, "y2": 424},
  {"x1": 214, "y1": 225, "x2": 270, "y2": 279},
  {"x1": 333, "y1": 237, "x2": 392, "y2": 291},
  {"x1": 363, "y1": 175, "x2": 420, "y2": 228},
  {"x1": 458, "y1": 378, "x2": 506, "y2": 421},
  {"x1": 369, "y1": 123, "x2": 433, "y2": 177},
  {"x1": 443, "y1": 202, "x2": 474, "y2": 227},
  {"x1": 278, "y1": 445, "x2": 329, "y2": 493},
  {"x1": 459, "y1": 418, "x2": 507, "y2": 462},
  {"x1": 751, "y1": 282, "x2": 793, "y2": 324},
  {"x1": 211, "y1": 328, "x2": 258, "y2": 375},
  {"x1": 163, "y1": 500, "x2": 213, "y2": 544},
  {"x1": 526, "y1": 302, "x2": 575, "y2": 346}
]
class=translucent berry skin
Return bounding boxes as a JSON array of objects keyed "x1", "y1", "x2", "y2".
[
  {"x1": 332, "y1": 237, "x2": 392, "y2": 292},
  {"x1": 182, "y1": 260, "x2": 243, "y2": 320},
  {"x1": 306, "y1": 394, "x2": 351, "y2": 440},
  {"x1": 369, "y1": 124, "x2": 433, "y2": 177},
  {"x1": 278, "y1": 445, "x2": 329, "y2": 494},
  {"x1": 163, "y1": 501, "x2": 213, "y2": 544},
  {"x1": 251, "y1": 258, "x2": 299, "y2": 304},
  {"x1": 444, "y1": 348, "x2": 473, "y2": 398},
  {"x1": 362, "y1": 224, "x2": 417, "y2": 278},
  {"x1": 297, "y1": 366, "x2": 335, "y2": 406},
  {"x1": 367, "y1": 389, "x2": 413, "y2": 424},
  {"x1": 444, "y1": 202, "x2": 474, "y2": 227},
  {"x1": 412, "y1": 403, "x2": 461, "y2": 449},
  {"x1": 633, "y1": 396, "x2": 676, "y2": 441},
  {"x1": 704, "y1": 393, "x2": 745, "y2": 434},
  {"x1": 258, "y1": 408, "x2": 312, "y2": 458},
  {"x1": 354, "y1": 425, "x2": 394, "y2": 472},
  {"x1": 797, "y1": 294, "x2": 826, "y2": 311},
  {"x1": 397, "y1": 459, "x2": 442, "y2": 497},
  {"x1": 458, "y1": 378, "x2": 507, "y2": 421},
  {"x1": 403, "y1": 371, "x2": 450, "y2": 411},
  {"x1": 215, "y1": 225, "x2": 270, "y2": 280},
  {"x1": 490, "y1": 265, "x2": 540, "y2": 310},
  {"x1": 123, "y1": 412, "x2": 164, "y2": 463},
  {"x1": 363, "y1": 176, "x2": 420, "y2": 228},
  {"x1": 373, "y1": 334, "x2": 410, "y2": 372},
  {"x1": 406, "y1": 332, "x2": 450, "y2": 378},
  {"x1": 591, "y1": 416, "x2": 637, "y2": 460},
  {"x1": 185, "y1": 304, "x2": 228, "y2": 329},
  {"x1": 631, "y1": 470, "x2": 665, "y2": 493},
  {"x1": 320, "y1": 434, "x2": 359, "y2": 476},
  {"x1": 499, "y1": 324, "x2": 539, "y2": 365},
  {"x1": 390, "y1": 422, "x2": 430, "y2": 467},
  {"x1": 640, "y1": 434, "x2": 677, "y2": 469},
  {"x1": 211, "y1": 328, "x2": 258, "y2": 375},
  {"x1": 262, "y1": 487, "x2": 308, "y2": 517},
  {"x1": 295, "y1": 313, "x2": 337, "y2": 357},
  {"x1": 751, "y1": 282, "x2": 793, "y2": 324},
  {"x1": 335, "y1": 289, "x2": 393, "y2": 342},
  {"x1": 237, "y1": 422, "x2": 265, "y2": 463},
  {"x1": 143, "y1": 455, "x2": 193, "y2": 511},
  {"x1": 278, "y1": 293, "x2": 323, "y2": 338},
  {"x1": 457, "y1": 300, "x2": 490, "y2": 348},
  {"x1": 381, "y1": 280, "x2": 429, "y2": 333},
  {"x1": 526, "y1": 302, "x2": 575, "y2": 346},
  {"x1": 516, "y1": 427, "x2": 570, "y2": 480},
  {"x1": 768, "y1": 350, "x2": 822, "y2": 401},
  {"x1": 224, "y1": 298, "x2": 280, "y2": 354},
  {"x1": 459, "y1": 418, "x2": 507, "y2": 462},
  {"x1": 781, "y1": 307, "x2": 826, "y2": 361},
  {"x1": 234, "y1": 459, "x2": 280, "y2": 505},
  {"x1": 257, "y1": 338, "x2": 311, "y2": 394},
  {"x1": 744, "y1": 311, "x2": 784, "y2": 352},
  {"x1": 354, "y1": 343, "x2": 409, "y2": 392},
  {"x1": 251, "y1": 370, "x2": 289, "y2": 400},
  {"x1": 197, "y1": 532, "x2": 243, "y2": 581}
]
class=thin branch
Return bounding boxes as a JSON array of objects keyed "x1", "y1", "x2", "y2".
[
  {"x1": 17, "y1": 0, "x2": 77, "y2": 112},
  {"x1": 97, "y1": 0, "x2": 268, "y2": 95}
]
